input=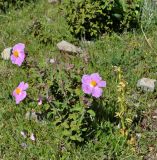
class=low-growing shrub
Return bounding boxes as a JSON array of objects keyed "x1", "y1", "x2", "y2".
[
  {"x1": 0, "y1": 0, "x2": 36, "y2": 12},
  {"x1": 64, "y1": 0, "x2": 143, "y2": 39}
]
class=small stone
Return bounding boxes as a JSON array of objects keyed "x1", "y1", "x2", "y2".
[
  {"x1": 49, "y1": 58, "x2": 55, "y2": 64},
  {"x1": 21, "y1": 142, "x2": 27, "y2": 149},
  {"x1": 137, "y1": 78, "x2": 156, "y2": 92},
  {"x1": 48, "y1": 0, "x2": 59, "y2": 4},
  {"x1": 152, "y1": 116, "x2": 157, "y2": 119},
  {"x1": 1, "y1": 47, "x2": 12, "y2": 60},
  {"x1": 57, "y1": 40, "x2": 83, "y2": 54}
]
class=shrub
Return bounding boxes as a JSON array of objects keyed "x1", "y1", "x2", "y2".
[
  {"x1": 64, "y1": 0, "x2": 143, "y2": 39},
  {"x1": 0, "y1": 0, "x2": 36, "y2": 13}
]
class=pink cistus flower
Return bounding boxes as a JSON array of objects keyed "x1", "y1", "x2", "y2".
[
  {"x1": 13, "y1": 82, "x2": 28, "y2": 104},
  {"x1": 11, "y1": 43, "x2": 25, "y2": 66},
  {"x1": 82, "y1": 73, "x2": 106, "y2": 98}
]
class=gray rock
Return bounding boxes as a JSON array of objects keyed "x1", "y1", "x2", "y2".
[
  {"x1": 21, "y1": 142, "x2": 27, "y2": 149},
  {"x1": 57, "y1": 40, "x2": 83, "y2": 54},
  {"x1": 1, "y1": 47, "x2": 12, "y2": 60},
  {"x1": 49, "y1": 58, "x2": 55, "y2": 64},
  {"x1": 137, "y1": 78, "x2": 156, "y2": 92},
  {"x1": 48, "y1": 0, "x2": 59, "y2": 4}
]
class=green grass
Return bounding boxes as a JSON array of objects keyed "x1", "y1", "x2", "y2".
[{"x1": 0, "y1": 0, "x2": 157, "y2": 159}]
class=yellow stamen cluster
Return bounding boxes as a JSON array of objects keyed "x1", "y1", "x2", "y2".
[
  {"x1": 90, "y1": 80, "x2": 97, "y2": 87},
  {"x1": 13, "y1": 50, "x2": 19, "y2": 58},
  {"x1": 15, "y1": 88, "x2": 21, "y2": 95}
]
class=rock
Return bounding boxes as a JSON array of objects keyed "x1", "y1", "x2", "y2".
[
  {"x1": 21, "y1": 142, "x2": 27, "y2": 149},
  {"x1": 48, "y1": 0, "x2": 59, "y2": 4},
  {"x1": 49, "y1": 58, "x2": 55, "y2": 64},
  {"x1": 137, "y1": 78, "x2": 156, "y2": 92},
  {"x1": 1, "y1": 47, "x2": 12, "y2": 60},
  {"x1": 57, "y1": 40, "x2": 83, "y2": 54},
  {"x1": 25, "y1": 111, "x2": 43, "y2": 122}
]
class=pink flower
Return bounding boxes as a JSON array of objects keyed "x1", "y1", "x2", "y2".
[
  {"x1": 10, "y1": 43, "x2": 25, "y2": 66},
  {"x1": 38, "y1": 98, "x2": 42, "y2": 105},
  {"x1": 13, "y1": 82, "x2": 28, "y2": 104},
  {"x1": 30, "y1": 133, "x2": 35, "y2": 141},
  {"x1": 82, "y1": 73, "x2": 106, "y2": 98}
]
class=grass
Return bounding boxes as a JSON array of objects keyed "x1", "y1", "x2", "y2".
[{"x1": 0, "y1": 0, "x2": 157, "y2": 159}]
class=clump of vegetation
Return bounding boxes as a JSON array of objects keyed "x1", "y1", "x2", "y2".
[
  {"x1": 64, "y1": 0, "x2": 142, "y2": 39},
  {"x1": 0, "y1": 0, "x2": 36, "y2": 13}
]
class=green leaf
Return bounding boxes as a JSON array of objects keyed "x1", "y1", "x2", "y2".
[
  {"x1": 62, "y1": 130, "x2": 71, "y2": 136},
  {"x1": 87, "y1": 109, "x2": 96, "y2": 117},
  {"x1": 112, "y1": 13, "x2": 122, "y2": 19}
]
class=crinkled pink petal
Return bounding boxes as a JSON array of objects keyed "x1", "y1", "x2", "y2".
[
  {"x1": 13, "y1": 43, "x2": 25, "y2": 51},
  {"x1": 98, "y1": 81, "x2": 106, "y2": 88},
  {"x1": 82, "y1": 84, "x2": 92, "y2": 94},
  {"x1": 90, "y1": 73, "x2": 102, "y2": 83},
  {"x1": 12, "y1": 89, "x2": 17, "y2": 97},
  {"x1": 18, "y1": 82, "x2": 28, "y2": 90},
  {"x1": 10, "y1": 56, "x2": 25, "y2": 66},
  {"x1": 10, "y1": 54, "x2": 17, "y2": 63},
  {"x1": 17, "y1": 53, "x2": 25, "y2": 62},
  {"x1": 18, "y1": 82, "x2": 25, "y2": 88},
  {"x1": 92, "y1": 87, "x2": 103, "y2": 98},
  {"x1": 15, "y1": 91, "x2": 27, "y2": 104},
  {"x1": 81, "y1": 75, "x2": 91, "y2": 84},
  {"x1": 15, "y1": 58, "x2": 23, "y2": 66}
]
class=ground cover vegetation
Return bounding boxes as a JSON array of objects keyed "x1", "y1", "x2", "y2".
[{"x1": 0, "y1": 0, "x2": 157, "y2": 159}]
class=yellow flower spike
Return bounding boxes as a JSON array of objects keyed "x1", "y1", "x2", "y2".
[
  {"x1": 115, "y1": 112, "x2": 121, "y2": 118},
  {"x1": 120, "y1": 128, "x2": 128, "y2": 136},
  {"x1": 127, "y1": 136, "x2": 136, "y2": 146},
  {"x1": 117, "y1": 97, "x2": 122, "y2": 102},
  {"x1": 119, "y1": 81, "x2": 126, "y2": 88},
  {"x1": 126, "y1": 118, "x2": 133, "y2": 124},
  {"x1": 117, "y1": 67, "x2": 121, "y2": 72}
]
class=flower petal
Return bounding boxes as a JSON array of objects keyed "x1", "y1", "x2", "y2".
[
  {"x1": 18, "y1": 82, "x2": 28, "y2": 90},
  {"x1": 81, "y1": 75, "x2": 91, "y2": 84},
  {"x1": 98, "y1": 81, "x2": 106, "y2": 87},
  {"x1": 19, "y1": 51, "x2": 25, "y2": 59},
  {"x1": 82, "y1": 84, "x2": 92, "y2": 94},
  {"x1": 13, "y1": 43, "x2": 25, "y2": 51},
  {"x1": 90, "y1": 73, "x2": 102, "y2": 83},
  {"x1": 10, "y1": 54, "x2": 17, "y2": 63},
  {"x1": 15, "y1": 91, "x2": 27, "y2": 104},
  {"x1": 92, "y1": 87, "x2": 103, "y2": 98},
  {"x1": 15, "y1": 57, "x2": 24, "y2": 66},
  {"x1": 12, "y1": 89, "x2": 17, "y2": 97}
]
